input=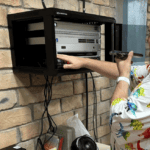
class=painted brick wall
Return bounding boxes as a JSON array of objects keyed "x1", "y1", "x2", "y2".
[{"x1": 1, "y1": 0, "x2": 149, "y2": 150}]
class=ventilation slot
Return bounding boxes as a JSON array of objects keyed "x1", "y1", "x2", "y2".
[
  {"x1": 78, "y1": 39, "x2": 86, "y2": 43},
  {"x1": 78, "y1": 39, "x2": 95, "y2": 43},
  {"x1": 56, "y1": 31, "x2": 98, "y2": 36},
  {"x1": 87, "y1": 39, "x2": 94, "y2": 43}
]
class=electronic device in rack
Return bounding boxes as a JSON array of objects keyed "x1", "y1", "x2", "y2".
[{"x1": 27, "y1": 19, "x2": 101, "y2": 70}]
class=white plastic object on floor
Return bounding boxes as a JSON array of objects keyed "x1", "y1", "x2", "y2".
[
  {"x1": 67, "y1": 113, "x2": 90, "y2": 138},
  {"x1": 96, "y1": 142, "x2": 110, "y2": 150}
]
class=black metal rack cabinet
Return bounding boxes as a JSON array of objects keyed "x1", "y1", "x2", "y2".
[{"x1": 7, "y1": 7, "x2": 116, "y2": 76}]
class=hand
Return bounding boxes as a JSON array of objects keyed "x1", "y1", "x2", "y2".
[
  {"x1": 115, "y1": 51, "x2": 134, "y2": 78},
  {"x1": 57, "y1": 54, "x2": 85, "y2": 69}
]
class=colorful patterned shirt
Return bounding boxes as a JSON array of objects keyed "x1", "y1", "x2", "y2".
[{"x1": 110, "y1": 64, "x2": 150, "y2": 150}]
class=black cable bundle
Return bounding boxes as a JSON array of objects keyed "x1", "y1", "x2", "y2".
[
  {"x1": 36, "y1": 75, "x2": 57, "y2": 150},
  {"x1": 90, "y1": 72, "x2": 98, "y2": 142}
]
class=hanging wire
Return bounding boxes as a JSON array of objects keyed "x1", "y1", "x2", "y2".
[
  {"x1": 90, "y1": 72, "x2": 98, "y2": 142},
  {"x1": 36, "y1": 75, "x2": 57, "y2": 150},
  {"x1": 42, "y1": 0, "x2": 46, "y2": 9}
]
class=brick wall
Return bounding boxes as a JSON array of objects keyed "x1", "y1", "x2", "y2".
[{"x1": 0, "y1": 0, "x2": 149, "y2": 150}]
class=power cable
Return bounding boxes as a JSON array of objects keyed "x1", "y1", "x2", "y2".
[
  {"x1": 83, "y1": 0, "x2": 85, "y2": 13},
  {"x1": 85, "y1": 73, "x2": 89, "y2": 130},
  {"x1": 83, "y1": 0, "x2": 98, "y2": 142},
  {"x1": 41, "y1": 0, "x2": 46, "y2": 9},
  {"x1": 90, "y1": 72, "x2": 98, "y2": 142}
]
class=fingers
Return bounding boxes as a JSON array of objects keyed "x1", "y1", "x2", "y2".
[
  {"x1": 63, "y1": 64, "x2": 73, "y2": 69},
  {"x1": 127, "y1": 51, "x2": 134, "y2": 63},
  {"x1": 57, "y1": 54, "x2": 67, "y2": 56},
  {"x1": 57, "y1": 54, "x2": 75, "y2": 69},
  {"x1": 57, "y1": 54, "x2": 68, "y2": 58},
  {"x1": 115, "y1": 56, "x2": 120, "y2": 63},
  {"x1": 57, "y1": 54, "x2": 70, "y2": 61}
]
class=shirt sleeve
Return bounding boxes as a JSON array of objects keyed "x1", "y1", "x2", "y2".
[{"x1": 130, "y1": 64, "x2": 150, "y2": 83}]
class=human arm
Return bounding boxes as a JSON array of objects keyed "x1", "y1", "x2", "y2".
[
  {"x1": 83, "y1": 58, "x2": 119, "y2": 80},
  {"x1": 110, "y1": 51, "x2": 133, "y2": 105},
  {"x1": 110, "y1": 80, "x2": 129, "y2": 104},
  {"x1": 57, "y1": 54, "x2": 120, "y2": 80}
]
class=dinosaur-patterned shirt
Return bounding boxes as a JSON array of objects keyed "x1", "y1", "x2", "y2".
[{"x1": 110, "y1": 64, "x2": 150, "y2": 150}]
